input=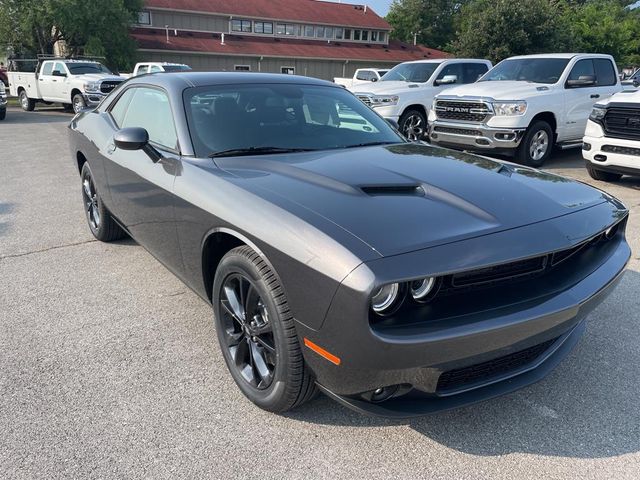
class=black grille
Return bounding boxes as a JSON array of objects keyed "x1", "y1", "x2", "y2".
[
  {"x1": 451, "y1": 256, "x2": 547, "y2": 288},
  {"x1": 437, "y1": 338, "x2": 557, "y2": 392},
  {"x1": 435, "y1": 100, "x2": 490, "y2": 122},
  {"x1": 603, "y1": 107, "x2": 640, "y2": 140},
  {"x1": 601, "y1": 144, "x2": 640, "y2": 157},
  {"x1": 433, "y1": 126, "x2": 483, "y2": 137},
  {"x1": 100, "y1": 81, "x2": 123, "y2": 94}
]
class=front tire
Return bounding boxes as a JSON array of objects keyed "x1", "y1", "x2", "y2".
[
  {"x1": 72, "y1": 93, "x2": 86, "y2": 113},
  {"x1": 80, "y1": 163, "x2": 126, "y2": 242},
  {"x1": 213, "y1": 246, "x2": 317, "y2": 413},
  {"x1": 399, "y1": 109, "x2": 427, "y2": 141},
  {"x1": 0, "y1": 109, "x2": 5, "y2": 121},
  {"x1": 516, "y1": 121, "x2": 553, "y2": 167},
  {"x1": 19, "y1": 90, "x2": 35, "y2": 111},
  {"x1": 586, "y1": 163, "x2": 622, "y2": 182}
]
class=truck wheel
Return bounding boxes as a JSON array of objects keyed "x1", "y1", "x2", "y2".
[
  {"x1": 19, "y1": 90, "x2": 35, "y2": 111},
  {"x1": 0, "y1": 109, "x2": 6, "y2": 121},
  {"x1": 516, "y1": 121, "x2": 553, "y2": 168},
  {"x1": 586, "y1": 163, "x2": 622, "y2": 182},
  {"x1": 72, "y1": 94, "x2": 86, "y2": 113},
  {"x1": 399, "y1": 109, "x2": 427, "y2": 141}
]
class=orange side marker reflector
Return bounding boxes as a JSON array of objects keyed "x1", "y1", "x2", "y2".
[{"x1": 304, "y1": 338, "x2": 341, "y2": 366}]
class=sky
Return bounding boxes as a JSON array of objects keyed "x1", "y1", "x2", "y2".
[{"x1": 338, "y1": 0, "x2": 394, "y2": 17}]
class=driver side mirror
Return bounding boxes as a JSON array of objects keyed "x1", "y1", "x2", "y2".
[
  {"x1": 371, "y1": 78, "x2": 378, "y2": 82},
  {"x1": 566, "y1": 75, "x2": 596, "y2": 87},
  {"x1": 435, "y1": 75, "x2": 458, "y2": 86},
  {"x1": 52, "y1": 70, "x2": 67, "y2": 77},
  {"x1": 114, "y1": 127, "x2": 161, "y2": 162}
]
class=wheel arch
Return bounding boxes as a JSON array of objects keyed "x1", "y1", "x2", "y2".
[
  {"x1": 76, "y1": 151, "x2": 87, "y2": 175},
  {"x1": 529, "y1": 112, "x2": 557, "y2": 141},
  {"x1": 71, "y1": 88, "x2": 83, "y2": 102},
  {"x1": 401, "y1": 104, "x2": 428, "y2": 119}
]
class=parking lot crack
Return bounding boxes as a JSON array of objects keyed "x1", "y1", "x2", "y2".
[{"x1": 0, "y1": 239, "x2": 98, "y2": 261}]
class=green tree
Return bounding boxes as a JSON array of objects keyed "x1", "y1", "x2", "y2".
[
  {"x1": 451, "y1": 0, "x2": 573, "y2": 63},
  {"x1": 0, "y1": 0, "x2": 142, "y2": 70},
  {"x1": 386, "y1": 0, "x2": 466, "y2": 51}
]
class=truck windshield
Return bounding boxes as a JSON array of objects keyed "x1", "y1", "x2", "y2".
[
  {"x1": 479, "y1": 58, "x2": 569, "y2": 84},
  {"x1": 162, "y1": 65, "x2": 192, "y2": 72},
  {"x1": 184, "y1": 84, "x2": 404, "y2": 157},
  {"x1": 65, "y1": 63, "x2": 112, "y2": 75},
  {"x1": 381, "y1": 63, "x2": 441, "y2": 83}
]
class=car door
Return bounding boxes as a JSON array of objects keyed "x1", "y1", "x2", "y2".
[
  {"x1": 563, "y1": 59, "x2": 604, "y2": 140},
  {"x1": 37, "y1": 61, "x2": 56, "y2": 100},
  {"x1": 103, "y1": 86, "x2": 184, "y2": 272}
]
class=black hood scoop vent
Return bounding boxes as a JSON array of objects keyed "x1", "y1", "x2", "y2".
[{"x1": 360, "y1": 185, "x2": 425, "y2": 196}]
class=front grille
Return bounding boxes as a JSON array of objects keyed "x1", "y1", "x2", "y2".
[
  {"x1": 100, "y1": 81, "x2": 123, "y2": 94},
  {"x1": 603, "y1": 107, "x2": 640, "y2": 140},
  {"x1": 602, "y1": 144, "x2": 640, "y2": 157},
  {"x1": 435, "y1": 100, "x2": 491, "y2": 122},
  {"x1": 357, "y1": 95, "x2": 372, "y2": 107},
  {"x1": 451, "y1": 256, "x2": 547, "y2": 288},
  {"x1": 436, "y1": 338, "x2": 557, "y2": 392},
  {"x1": 433, "y1": 126, "x2": 483, "y2": 137}
]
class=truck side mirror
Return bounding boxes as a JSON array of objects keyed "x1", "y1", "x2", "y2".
[
  {"x1": 371, "y1": 78, "x2": 378, "y2": 82},
  {"x1": 566, "y1": 75, "x2": 596, "y2": 87},
  {"x1": 52, "y1": 70, "x2": 67, "y2": 78},
  {"x1": 435, "y1": 75, "x2": 457, "y2": 86}
]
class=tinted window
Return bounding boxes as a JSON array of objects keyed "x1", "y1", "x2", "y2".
[
  {"x1": 137, "y1": 65, "x2": 149, "y2": 75},
  {"x1": 184, "y1": 84, "x2": 403, "y2": 157},
  {"x1": 42, "y1": 62, "x2": 53, "y2": 76},
  {"x1": 66, "y1": 62, "x2": 111, "y2": 74},
  {"x1": 110, "y1": 88, "x2": 136, "y2": 127},
  {"x1": 480, "y1": 58, "x2": 569, "y2": 84},
  {"x1": 119, "y1": 88, "x2": 178, "y2": 150},
  {"x1": 356, "y1": 71, "x2": 373, "y2": 81},
  {"x1": 463, "y1": 63, "x2": 489, "y2": 83},
  {"x1": 150, "y1": 65, "x2": 162, "y2": 73},
  {"x1": 382, "y1": 62, "x2": 441, "y2": 83},
  {"x1": 594, "y1": 59, "x2": 616, "y2": 86},
  {"x1": 53, "y1": 62, "x2": 66, "y2": 75},
  {"x1": 568, "y1": 59, "x2": 595, "y2": 85}
]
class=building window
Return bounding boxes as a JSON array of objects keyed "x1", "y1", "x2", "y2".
[
  {"x1": 354, "y1": 30, "x2": 361, "y2": 41},
  {"x1": 335, "y1": 28, "x2": 344, "y2": 40},
  {"x1": 137, "y1": 11, "x2": 151, "y2": 25},
  {"x1": 304, "y1": 25, "x2": 314, "y2": 37},
  {"x1": 379, "y1": 32, "x2": 386, "y2": 43},
  {"x1": 371, "y1": 31, "x2": 378, "y2": 42},
  {"x1": 361, "y1": 30, "x2": 369, "y2": 41},
  {"x1": 325, "y1": 27, "x2": 334, "y2": 39},
  {"x1": 254, "y1": 22, "x2": 273, "y2": 34},
  {"x1": 344, "y1": 29, "x2": 352, "y2": 40},
  {"x1": 235, "y1": 65, "x2": 251, "y2": 71},
  {"x1": 277, "y1": 23, "x2": 299, "y2": 36},
  {"x1": 315, "y1": 26, "x2": 325, "y2": 38},
  {"x1": 231, "y1": 19, "x2": 252, "y2": 33},
  {"x1": 281, "y1": 66, "x2": 295, "y2": 75}
]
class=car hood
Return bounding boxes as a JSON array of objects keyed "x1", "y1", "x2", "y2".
[
  {"x1": 439, "y1": 81, "x2": 558, "y2": 100},
  {"x1": 74, "y1": 73, "x2": 125, "y2": 83},
  {"x1": 352, "y1": 80, "x2": 426, "y2": 95},
  {"x1": 215, "y1": 144, "x2": 609, "y2": 257}
]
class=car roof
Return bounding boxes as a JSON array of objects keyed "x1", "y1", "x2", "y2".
[
  {"x1": 127, "y1": 72, "x2": 337, "y2": 89},
  {"x1": 402, "y1": 58, "x2": 488, "y2": 65},
  {"x1": 506, "y1": 53, "x2": 614, "y2": 60}
]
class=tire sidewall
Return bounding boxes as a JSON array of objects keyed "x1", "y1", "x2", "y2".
[
  {"x1": 73, "y1": 94, "x2": 86, "y2": 113},
  {"x1": 520, "y1": 121, "x2": 553, "y2": 168},
  {"x1": 80, "y1": 163, "x2": 109, "y2": 239},
  {"x1": 212, "y1": 253, "x2": 293, "y2": 409},
  {"x1": 19, "y1": 91, "x2": 31, "y2": 111},
  {"x1": 399, "y1": 109, "x2": 427, "y2": 141}
]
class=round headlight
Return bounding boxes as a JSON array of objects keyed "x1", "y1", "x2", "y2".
[
  {"x1": 410, "y1": 277, "x2": 436, "y2": 301},
  {"x1": 371, "y1": 283, "x2": 400, "y2": 314}
]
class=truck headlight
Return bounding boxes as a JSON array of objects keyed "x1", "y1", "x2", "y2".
[
  {"x1": 589, "y1": 106, "x2": 606, "y2": 122},
  {"x1": 370, "y1": 95, "x2": 399, "y2": 107},
  {"x1": 492, "y1": 101, "x2": 527, "y2": 116},
  {"x1": 84, "y1": 82, "x2": 100, "y2": 93}
]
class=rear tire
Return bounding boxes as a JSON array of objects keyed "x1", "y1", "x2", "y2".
[
  {"x1": 516, "y1": 121, "x2": 553, "y2": 168},
  {"x1": 213, "y1": 246, "x2": 317, "y2": 413},
  {"x1": 399, "y1": 109, "x2": 427, "y2": 141},
  {"x1": 80, "y1": 163, "x2": 126, "y2": 242},
  {"x1": 19, "y1": 90, "x2": 35, "y2": 111},
  {"x1": 586, "y1": 163, "x2": 622, "y2": 182}
]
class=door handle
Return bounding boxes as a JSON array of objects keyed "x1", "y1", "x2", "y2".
[{"x1": 590, "y1": 94, "x2": 600, "y2": 99}]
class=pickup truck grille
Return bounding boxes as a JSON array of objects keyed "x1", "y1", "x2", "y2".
[
  {"x1": 603, "y1": 107, "x2": 640, "y2": 140},
  {"x1": 356, "y1": 94, "x2": 372, "y2": 107},
  {"x1": 435, "y1": 100, "x2": 491, "y2": 122},
  {"x1": 100, "y1": 81, "x2": 123, "y2": 94}
]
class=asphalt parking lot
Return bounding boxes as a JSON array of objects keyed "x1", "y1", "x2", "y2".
[{"x1": 1, "y1": 106, "x2": 640, "y2": 479}]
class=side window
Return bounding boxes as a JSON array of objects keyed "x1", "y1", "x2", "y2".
[
  {"x1": 109, "y1": 88, "x2": 137, "y2": 127},
  {"x1": 435, "y1": 64, "x2": 463, "y2": 84},
  {"x1": 356, "y1": 71, "x2": 372, "y2": 81},
  {"x1": 567, "y1": 59, "x2": 595, "y2": 86},
  {"x1": 137, "y1": 65, "x2": 149, "y2": 75},
  {"x1": 150, "y1": 65, "x2": 162, "y2": 73},
  {"x1": 53, "y1": 62, "x2": 66, "y2": 76},
  {"x1": 41, "y1": 62, "x2": 53, "y2": 76},
  {"x1": 463, "y1": 63, "x2": 489, "y2": 83},
  {"x1": 594, "y1": 59, "x2": 616, "y2": 86},
  {"x1": 120, "y1": 88, "x2": 178, "y2": 150}
]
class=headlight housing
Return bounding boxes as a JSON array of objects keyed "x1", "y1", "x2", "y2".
[
  {"x1": 369, "y1": 95, "x2": 399, "y2": 107},
  {"x1": 371, "y1": 283, "x2": 401, "y2": 315},
  {"x1": 410, "y1": 277, "x2": 438, "y2": 302},
  {"x1": 492, "y1": 101, "x2": 527, "y2": 116},
  {"x1": 589, "y1": 106, "x2": 607, "y2": 122},
  {"x1": 84, "y1": 81, "x2": 101, "y2": 93}
]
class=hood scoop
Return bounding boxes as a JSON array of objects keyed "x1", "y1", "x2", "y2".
[{"x1": 360, "y1": 184, "x2": 425, "y2": 196}]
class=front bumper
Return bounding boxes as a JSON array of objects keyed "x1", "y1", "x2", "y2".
[
  {"x1": 429, "y1": 120, "x2": 525, "y2": 152},
  {"x1": 83, "y1": 92, "x2": 107, "y2": 107},
  {"x1": 296, "y1": 203, "x2": 629, "y2": 417},
  {"x1": 0, "y1": 96, "x2": 7, "y2": 107},
  {"x1": 583, "y1": 127, "x2": 640, "y2": 177}
]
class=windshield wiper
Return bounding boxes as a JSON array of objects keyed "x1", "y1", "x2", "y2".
[
  {"x1": 208, "y1": 146, "x2": 314, "y2": 158},
  {"x1": 339, "y1": 141, "x2": 401, "y2": 149}
]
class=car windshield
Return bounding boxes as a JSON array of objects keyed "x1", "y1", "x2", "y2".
[
  {"x1": 479, "y1": 58, "x2": 569, "y2": 84},
  {"x1": 163, "y1": 65, "x2": 192, "y2": 72},
  {"x1": 381, "y1": 62, "x2": 441, "y2": 83},
  {"x1": 66, "y1": 62, "x2": 112, "y2": 75},
  {"x1": 185, "y1": 83, "x2": 404, "y2": 157}
]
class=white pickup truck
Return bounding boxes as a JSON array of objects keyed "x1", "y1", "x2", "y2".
[
  {"x1": 120, "y1": 62, "x2": 192, "y2": 78},
  {"x1": 582, "y1": 89, "x2": 640, "y2": 181},
  {"x1": 333, "y1": 68, "x2": 390, "y2": 88},
  {"x1": 8, "y1": 58, "x2": 125, "y2": 113},
  {"x1": 352, "y1": 59, "x2": 492, "y2": 140},
  {"x1": 428, "y1": 53, "x2": 622, "y2": 166}
]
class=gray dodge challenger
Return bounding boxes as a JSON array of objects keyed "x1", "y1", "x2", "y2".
[{"x1": 68, "y1": 72, "x2": 630, "y2": 417}]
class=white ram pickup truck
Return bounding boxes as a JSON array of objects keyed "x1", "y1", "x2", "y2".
[
  {"x1": 582, "y1": 89, "x2": 640, "y2": 181},
  {"x1": 428, "y1": 53, "x2": 622, "y2": 166},
  {"x1": 333, "y1": 68, "x2": 390, "y2": 88},
  {"x1": 8, "y1": 58, "x2": 125, "y2": 113},
  {"x1": 120, "y1": 62, "x2": 192, "y2": 78},
  {"x1": 352, "y1": 59, "x2": 492, "y2": 140}
]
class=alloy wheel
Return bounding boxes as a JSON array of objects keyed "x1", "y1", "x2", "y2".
[
  {"x1": 402, "y1": 114, "x2": 425, "y2": 141},
  {"x1": 529, "y1": 130, "x2": 549, "y2": 161},
  {"x1": 73, "y1": 96, "x2": 85, "y2": 113},
  {"x1": 20, "y1": 93, "x2": 28, "y2": 109},
  {"x1": 82, "y1": 175, "x2": 101, "y2": 230},
  {"x1": 219, "y1": 273, "x2": 276, "y2": 390}
]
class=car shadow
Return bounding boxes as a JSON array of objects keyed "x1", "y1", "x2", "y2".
[
  {"x1": 2, "y1": 107, "x2": 72, "y2": 124},
  {"x1": 286, "y1": 269, "x2": 640, "y2": 460}
]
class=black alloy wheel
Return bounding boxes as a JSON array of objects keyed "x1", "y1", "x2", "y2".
[{"x1": 80, "y1": 164, "x2": 126, "y2": 242}]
